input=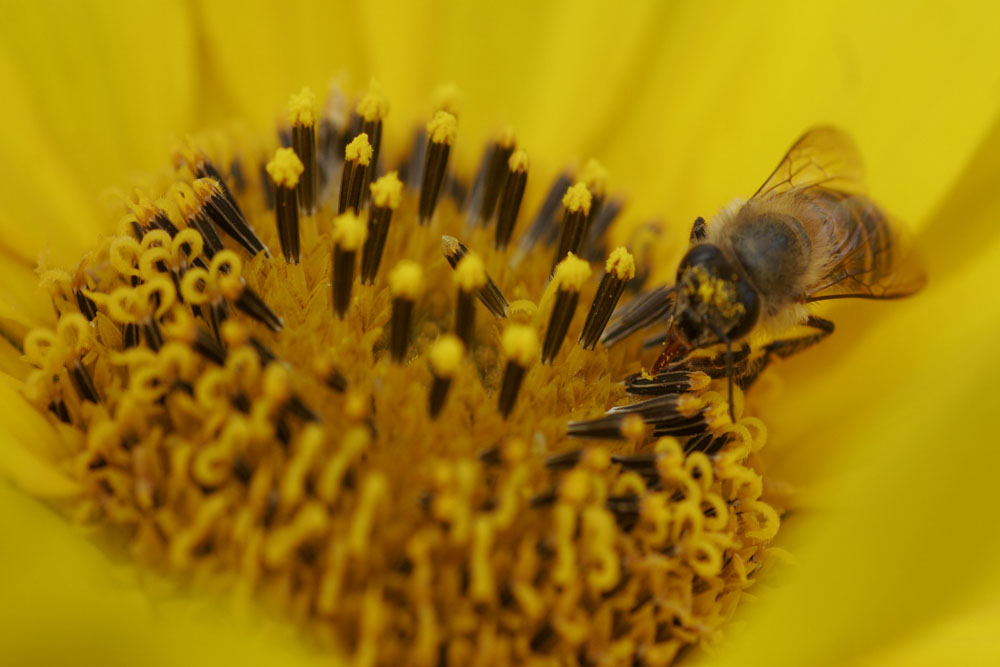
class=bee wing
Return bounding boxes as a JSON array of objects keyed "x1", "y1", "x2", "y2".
[
  {"x1": 806, "y1": 198, "x2": 927, "y2": 302},
  {"x1": 752, "y1": 126, "x2": 866, "y2": 200}
]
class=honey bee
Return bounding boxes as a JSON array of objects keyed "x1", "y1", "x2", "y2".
[{"x1": 653, "y1": 127, "x2": 926, "y2": 416}]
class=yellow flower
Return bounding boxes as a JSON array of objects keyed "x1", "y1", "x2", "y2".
[{"x1": 2, "y1": 1, "x2": 1000, "y2": 665}]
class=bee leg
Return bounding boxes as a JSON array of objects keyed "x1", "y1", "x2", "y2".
[
  {"x1": 689, "y1": 216, "x2": 707, "y2": 242},
  {"x1": 738, "y1": 316, "x2": 835, "y2": 390}
]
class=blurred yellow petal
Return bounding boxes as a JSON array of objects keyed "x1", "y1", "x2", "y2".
[
  {"x1": 0, "y1": 0, "x2": 197, "y2": 194},
  {"x1": 0, "y1": 374, "x2": 79, "y2": 498},
  {"x1": 0, "y1": 50, "x2": 104, "y2": 265},
  {"x1": 198, "y1": 1, "x2": 674, "y2": 191},
  {"x1": 195, "y1": 0, "x2": 363, "y2": 128},
  {"x1": 0, "y1": 481, "x2": 330, "y2": 667},
  {"x1": 861, "y1": 600, "x2": 1000, "y2": 667},
  {"x1": 0, "y1": 254, "x2": 55, "y2": 331},
  {"x1": 597, "y1": 1, "x2": 1000, "y2": 252}
]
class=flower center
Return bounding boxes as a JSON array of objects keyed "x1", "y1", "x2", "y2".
[{"x1": 21, "y1": 82, "x2": 779, "y2": 664}]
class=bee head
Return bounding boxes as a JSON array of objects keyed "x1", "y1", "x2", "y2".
[{"x1": 672, "y1": 244, "x2": 760, "y2": 350}]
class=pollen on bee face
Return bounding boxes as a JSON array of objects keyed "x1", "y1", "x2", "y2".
[{"x1": 20, "y1": 80, "x2": 781, "y2": 666}]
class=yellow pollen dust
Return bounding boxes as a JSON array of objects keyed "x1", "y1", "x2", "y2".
[
  {"x1": 562, "y1": 182, "x2": 592, "y2": 214},
  {"x1": 553, "y1": 252, "x2": 592, "y2": 291},
  {"x1": 508, "y1": 149, "x2": 529, "y2": 173},
  {"x1": 580, "y1": 158, "x2": 609, "y2": 197},
  {"x1": 266, "y1": 147, "x2": 304, "y2": 187},
  {"x1": 606, "y1": 246, "x2": 636, "y2": 280},
  {"x1": 502, "y1": 324, "x2": 539, "y2": 366},
  {"x1": 389, "y1": 259, "x2": 425, "y2": 299},
  {"x1": 427, "y1": 110, "x2": 457, "y2": 145},
  {"x1": 356, "y1": 79, "x2": 389, "y2": 122},
  {"x1": 370, "y1": 172, "x2": 403, "y2": 209},
  {"x1": 17, "y1": 81, "x2": 780, "y2": 667},
  {"x1": 688, "y1": 264, "x2": 746, "y2": 319},
  {"x1": 345, "y1": 132, "x2": 373, "y2": 166},
  {"x1": 454, "y1": 253, "x2": 487, "y2": 291},
  {"x1": 331, "y1": 211, "x2": 367, "y2": 250},
  {"x1": 428, "y1": 334, "x2": 465, "y2": 377},
  {"x1": 288, "y1": 86, "x2": 316, "y2": 126}
]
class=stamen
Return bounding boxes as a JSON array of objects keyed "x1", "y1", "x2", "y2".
[
  {"x1": 541, "y1": 254, "x2": 591, "y2": 364},
  {"x1": 585, "y1": 197, "x2": 624, "y2": 261},
  {"x1": 172, "y1": 182, "x2": 225, "y2": 258},
  {"x1": 212, "y1": 252, "x2": 284, "y2": 332},
  {"x1": 453, "y1": 252, "x2": 487, "y2": 349},
  {"x1": 427, "y1": 334, "x2": 463, "y2": 418},
  {"x1": 175, "y1": 143, "x2": 249, "y2": 230},
  {"x1": 494, "y1": 149, "x2": 529, "y2": 250},
  {"x1": 192, "y1": 177, "x2": 269, "y2": 257},
  {"x1": 360, "y1": 172, "x2": 402, "y2": 284},
  {"x1": 580, "y1": 158, "x2": 608, "y2": 235},
  {"x1": 419, "y1": 111, "x2": 457, "y2": 224},
  {"x1": 498, "y1": 324, "x2": 538, "y2": 418},
  {"x1": 516, "y1": 171, "x2": 572, "y2": 257},
  {"x1": 579, "y1": 247, "x2": 635, "y2": 350},
  {"x1": 340, "y1": 133, "x2": 373, "y2": 215},
  {"x1": 441, "y1": 236, "x2": 508, "y2": 318},
  {"x1": 131, "y1": 193, "x2": 180, "y2": 238},
  {"x1": 48, "y1": 397, "x2": 71, "y2": 424},
  {"x1": 289, "y1": 88, "x2": 319, "y2": 215},
  {"x1": 69, "y1": 358, "x2": 100, "y2": 403},
  {"x1": 388, "y1": 260, "x2": 425, "y2": 362},
  {"x1": 266, "y1": 148, "x2": 305, "y2": 263},
  {"x1": 600, "y1": 285, "x2": 675, "y2": 346},
  {"x1": 478, "y1": 127, "x2": 517, "y2": 224},
  {"x1": 74, "y1": 288, "x2": 98, "y2": 321},
  {"x1": 552, "y1": 182, "x2": 593, "y2": 272},
  {"x1": 624, "y1": 369, "x2": 712, "y2": 395},
  {"x1": 331, "y1": 212, "x2": 368, "y2": 318},
  {"x1": 356, "y1": 81, "x2": 389, "y2": 206}
]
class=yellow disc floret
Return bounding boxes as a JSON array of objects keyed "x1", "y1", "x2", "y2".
[
  {"x1": 454, "y1": 253, "x2": 487, "y2": 292},
  {"x1": 428, "y1": 334, "x2": 465, "y2": 377},
  {"x1": 389, "y1": 260, "x2": 426, "y2": 299},
  {"x1": 562, "y1": 182, "x2": 592, "y2": 215},
  {"x1": 370, "y1": 172, "x2": 403, "y2": 209},
  {"x1": 331, "y1": 211, "x2": 368, "y2": 250},
  {"x1": 501, "y1": 324, "x2": 539, "y2": 366},
  {"x1": 553, "y1": 253, "x2": 592, "y2": 291},
  {"x1": 266, "y1": 147, "x2": 304, "y2": 188},
  {"x1": 605, "y1": 246, "x2": 636, "y2": 280},
  {"x1": 345, "y1": 133, "x2": 374, "y2": 166},
  {"x1": 288, "y1": 86, "x2": 316, "y2": 126},
  {"x1": 427, "y1": 110, "x2": 457, "y2": 145},
  {"x1": 356, "y1": 79, "x2": 389, "y2": 122}
]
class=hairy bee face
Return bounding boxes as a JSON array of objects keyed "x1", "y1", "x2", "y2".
[{"x1": 673, "y1": 244, "x2": 760, "y2": 349}]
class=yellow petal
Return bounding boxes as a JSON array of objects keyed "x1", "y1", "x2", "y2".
[
  {"x1": 596, "y1": 1, "x2": 1000, "y2": 250},
  {"x1": 195, "y1": 0, "x2": 362, "y2": 129},
  {"x1": 0, "y1": 374, "x2": 78, "y2": 498},
  {"x1": 0, "y1": 253, "x2": 56, "y2": 331},
  {"x1": 0, "y1": 0, "x2": 197, "y2": 194},
  {"x1": 0, "y1": 0, "x2": 196, "y2": 265},
  {"x1": 195, "y1": 0, "x2": 674, "y2": 191},
  {"x1": 0, "y1": 481, "x2": 332, "y2": 667},
  {"x1": 860, "y1": 598, "x2": 1000, "y2": 667},
  {"x1": 0, "y1": 50, "x2": 104, "y2": 266}
]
